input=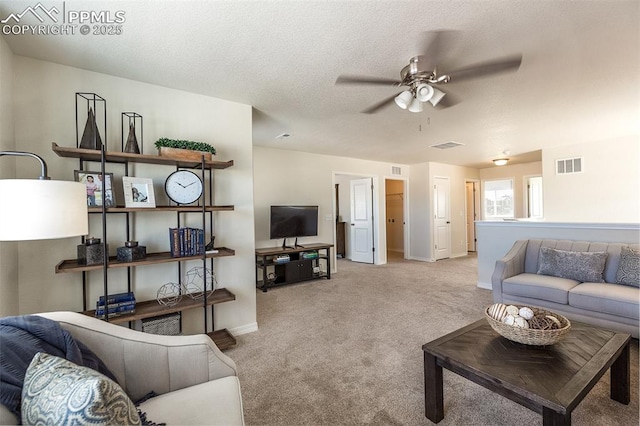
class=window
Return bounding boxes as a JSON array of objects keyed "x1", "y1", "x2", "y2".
[{"x1": 483, "y1": 179, "x2": 514, "y2": 219}]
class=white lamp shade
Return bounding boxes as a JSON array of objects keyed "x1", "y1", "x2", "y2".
[
  {"x1": 429, "y1": 88, "x2": 446, "y2": 106},
  {"x1": 408, "y1": 97, "x2": 423, "y2": 113},
  {"x1": 394, "y1": 91, "x2": 413, "y2": 109},
  {"x1": 0, "y1": 180, "x2": 89, "y2": 241},
  {"x1": 416, "y1": 84, "x2": 434, "y2": 102}
]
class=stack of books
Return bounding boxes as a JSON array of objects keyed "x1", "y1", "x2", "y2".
[
  {"x1": 95, "y1": 291, "x2": 136, "y2": 319},
  {"x1": 169, "y1": 227, "x2": 205, "y2": 257}
]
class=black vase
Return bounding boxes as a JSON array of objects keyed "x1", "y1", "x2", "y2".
[
  {"x1": 79, "y1": 107, "x2": 103, "y2": 150},
  {"x1": 124, "y1": 123, "x2": 141, "y2": 154}
]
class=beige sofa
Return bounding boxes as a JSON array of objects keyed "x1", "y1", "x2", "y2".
[
  {"x1": 0, "y1": 311, "x2": 244, "y2": 425},
  {"x1": 492, "y1": 239, "x2": 639, "y2": 338}
]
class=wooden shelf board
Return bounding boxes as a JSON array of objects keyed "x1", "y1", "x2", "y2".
[
  {"x1": 208, "y1": 329, "x2": 236, "y2": 350},
  {"x1": 52, "y1": 143, "x2": 233, "y2": 169},
  {"x1": 56, "y1": 247, "x2": 235, "y2": 273},
  {"x1": 88, "y1": 205, "x2": 234, "y2": 213},
  {"x1": 82, "y1": 288, "x2": 236, "y2": 323}
]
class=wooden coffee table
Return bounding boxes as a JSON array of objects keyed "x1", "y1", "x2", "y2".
[{"x1": 422, "y1": 319, "x2": 630, "y2": 426}]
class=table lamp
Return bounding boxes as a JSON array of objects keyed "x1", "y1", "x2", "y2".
[{"x1": 0, "y1": 151, "x2": 88, "y2": 241}]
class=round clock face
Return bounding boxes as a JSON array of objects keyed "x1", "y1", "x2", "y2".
[{"x1": 165, "y1": 170, "x2": 203, "y2": 204}]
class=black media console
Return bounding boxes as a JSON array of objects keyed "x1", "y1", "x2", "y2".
[{"x1": 255, "y1": 243, "x2": 333, "y2": 292}]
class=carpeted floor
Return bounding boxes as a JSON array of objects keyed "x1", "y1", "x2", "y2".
[{"x1": 226, "y1": 254, "x2": 639, "y2": 425}]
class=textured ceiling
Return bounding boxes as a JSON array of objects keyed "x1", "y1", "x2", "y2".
[{"x1": 1, "y1": 0, "x2": 638, "y2": 167}]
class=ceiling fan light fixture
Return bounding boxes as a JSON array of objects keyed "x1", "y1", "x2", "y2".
[
  {"x1": 429, "y1": 88, "x2": 446, "y2": 106},
  {"x1": 415, "y1": 84, "x2": 434, "y2": 102},
  {"x1": 493, "y1": 158, "x2": 509, "y2": 166},
  {"x1": 408, "y1": 97, "x2": 423, "y2": 113},
  {"x1": 394, "y1": 90, "x2": 413, "y2": 109}
]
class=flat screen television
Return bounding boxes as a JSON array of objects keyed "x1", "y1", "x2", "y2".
[{"x1": 270, "y1": 205, "x2": 318, "y2": 240}]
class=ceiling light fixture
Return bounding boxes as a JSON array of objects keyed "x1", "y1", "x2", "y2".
[
  {"x1": 493, "y1": 158, "x2": 509, "y2": 166},
  {"x1": 395, "y1": 83, "x2": 446, "y2": 112},
  {"x1": 394, "y1": 90, "x2": 413, "y2": 109}
]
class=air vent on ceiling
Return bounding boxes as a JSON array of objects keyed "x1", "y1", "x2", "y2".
[
  {"x1": 430, "y1": 141, "x2": 464, "y2": 149},
  {"x1": 391, "y1": 166, "x2": 402, "y2": 175},
  {"x1": 556, "y1": 157, "x2": 583, "y2": 174}
]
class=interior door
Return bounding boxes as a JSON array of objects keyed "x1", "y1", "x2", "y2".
[
  {"x1": 433, "y1": 177, "x2": 451, "y2": 260},
  {"x1": 465, "y1": 181, "x2": 478, "y2": 252},
  {"x1": 350, "y1": 177, "x2": 374, "y2": 263}
]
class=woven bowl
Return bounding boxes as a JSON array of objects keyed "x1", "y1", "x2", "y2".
[{"x1": 485, "y1": 305, "x2": 571, "y2": 346}]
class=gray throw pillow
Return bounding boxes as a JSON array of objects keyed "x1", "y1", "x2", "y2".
[
  {"x1": 22, "y1": 352, "x2": 141, "y2": 426},
  {"x1": 616, "y1": 246, "x2": 640, "y2": 287},
  {"x1": 537, "y1": 247, "x2": 607, "y2": 283}
]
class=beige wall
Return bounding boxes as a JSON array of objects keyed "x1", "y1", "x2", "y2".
[
  {"x1": 253, "y1": 146, "x2": 409, "y2": 265},
  {"x1": 0, "y1": 36, "x2": 18, "y2": 316},
  {"x1": 7, "y1": 55, "x2": 256, "y2": 334},
  {"x1": 542, "y1": 136, "x2": 640, "y2": 222},
  {"x1": 478, "y1": 161, "x2": 543, "y2": 219}
]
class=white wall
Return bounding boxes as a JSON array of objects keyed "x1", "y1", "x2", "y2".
[
  {"x1": 476, "y1": 221, "x2": 640, "y2": 289},
  {"x1": 543, "y1": 136, "x2": 640, "y2": 222},
  {"x1": 0, "y1": 36, "x2": 18, "y2": 317},
  {"x1": 253, "y1": 146, "x2": 409, "y2": 265},
  {"x1": 9, "y1": 55, "x2": 256, "y2": 334},
  {"x1": 479, "y1": 161, "x2": 543, "y2": 219}
]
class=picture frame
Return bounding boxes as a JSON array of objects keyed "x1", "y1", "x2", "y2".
[
  {"x1": 74, "y1": 170, "x2": 115, "y2": 207},
  {"x1": 122, "y1": 176, "x2": 156, "y2": 208}
]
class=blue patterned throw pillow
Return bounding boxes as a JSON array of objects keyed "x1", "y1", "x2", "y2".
[
  {"x1": 616, "y1": 246, "x2": 640, "y2": 287},
  {"x1": 537, "y1": 247, "x2": 608, "y2": 283},
  {"x1": 21, "y1": 352, "x2": 141, "y2": 426}
]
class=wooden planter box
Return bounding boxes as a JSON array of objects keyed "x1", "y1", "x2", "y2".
[{"x1": 158, "y1": 147, "x2": 212, "y2": 161}]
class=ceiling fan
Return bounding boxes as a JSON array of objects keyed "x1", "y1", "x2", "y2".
[{"x1": 335, "y1": 31, "x2": 522, "y2": 114}]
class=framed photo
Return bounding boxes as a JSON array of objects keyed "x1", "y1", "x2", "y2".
[
  {"x1": 122, "y1": 177, "x2": 156, "y2": 208},
  {"x1": 74, "y1": 170, "x2": 115, "y2": 207}
]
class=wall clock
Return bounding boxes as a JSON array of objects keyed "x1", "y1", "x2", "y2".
[{"x1": 164, "y1": 170, "x2": 203, "y2": 204}]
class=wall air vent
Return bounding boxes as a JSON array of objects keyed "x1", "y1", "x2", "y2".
[
  {"x1": 430, "y1": 141, "x2": 464, "y2": 149},
  {"x1": 391, "y1": 166, "x2": 402, "y2": 175},
  {"x1": 556, "y1": 157, "x2": 583, "y2": 174}
]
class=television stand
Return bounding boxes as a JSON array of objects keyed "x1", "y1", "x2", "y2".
[
  {"x1": 280, "y1": 237, "x2": 304, "y2": 249},
  {"x1": 255, "y1": 243, "x2": 333, "y2": 292}
]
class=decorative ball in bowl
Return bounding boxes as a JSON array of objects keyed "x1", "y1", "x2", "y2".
[{"x1": 485, "y1": 303, "x2": 571, "y2": 346}]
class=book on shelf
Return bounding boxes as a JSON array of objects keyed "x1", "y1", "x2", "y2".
[
  {"x1": 169, "y1": 227, "x2": 205, "y2": 257},
  {"x1": 95, "y1": 300, "x2": 136, "y2": 316},
  {"x1": 94, "y1": 309, "x2": 136, "y2": 320},
  {"x1": 98, "y1": 291, "x2": 135, "y2": 305}
]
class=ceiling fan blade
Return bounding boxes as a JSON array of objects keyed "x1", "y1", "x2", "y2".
[
  {"x1": 361, "y1": 92, "x2": 401, "y2": 114},
  {"x1": 445, "y1": 54, "x2": 522, "y2": 83},
  {"x1": 336, "y1": 75, "x2": 402, "y2": 86},
  {"x1": 419, "y1": 30, "x2": 461, "y2": 71}
]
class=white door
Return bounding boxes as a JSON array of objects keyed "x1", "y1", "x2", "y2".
[
  {"x1": 526, "y1": 176, "x2": 544, "y2": 219},
  {"x1": 465, "y1": 181, "x2": 478, "y2": 252},
  {"x1": 433, "y1": 177, "x2": 450, "y2": 260},
  {"x1": 350, "y1": 178, "x2": 374, "y2": 263}
]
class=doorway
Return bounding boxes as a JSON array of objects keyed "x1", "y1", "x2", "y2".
[
  {"x1": 385, "y1": 179, "x2": 405, "y2": 261},
  {"x1": 433, "y1": 176, "x2": 451, "y2": 260},
  {"x1": 525, "y1": 176, "x2": 543, "y2": 219},
  {"x1": 334, "y1": 173, "x2": 376, "y2": 265},
  {"x1": 465, "y1": 180, "x2": 480, "y2": 252}
]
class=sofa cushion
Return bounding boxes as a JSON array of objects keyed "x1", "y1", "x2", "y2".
[
  {"x1": 537, "y1": 247, "x2": 607, "y2": 283},
  {"x1": 21, "y1": 352, "x2": 141, "y2": 426},
  {"x1": 616, "y1": 246, "x2": 640, "y2": 287},
  {"x1": 138, "y1": 376, "x2": 244, "y2": 425},
  {"x1": 569, "y1": 282, "x2": 640, "y2": 320},
  {"x1": 503, "y1": 273, "x2": 579, "y2": 304}
]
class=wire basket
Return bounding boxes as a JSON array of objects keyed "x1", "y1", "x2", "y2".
[{"x1": 485, "y1": 305, "x2": 571, "y2": 346}]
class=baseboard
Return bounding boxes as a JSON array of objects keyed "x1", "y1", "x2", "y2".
[
  {"x1": 450, "y1": 252, "x2": 468, "y2": 259},
  {"x1": 229, "y1": 322, "x2": 258, "y2": 336},
  {"x1": 407, "y1": 256, "x2": 434, "y2": 262},
  {"x1": 477, "y1": 281, "x2": 491, "y2": 290}
]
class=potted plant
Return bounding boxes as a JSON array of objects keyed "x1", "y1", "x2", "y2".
[{"x1": 154, "y1": 138, "x2": 216, "y2": 161}]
